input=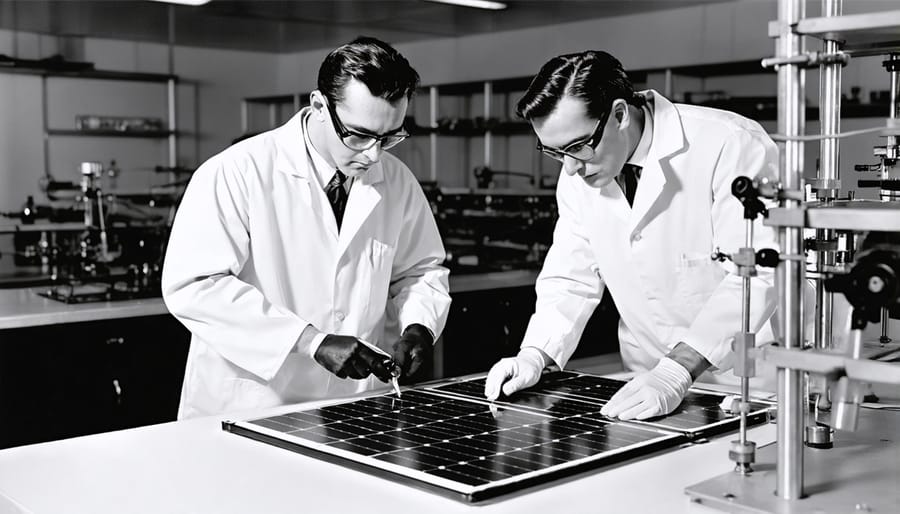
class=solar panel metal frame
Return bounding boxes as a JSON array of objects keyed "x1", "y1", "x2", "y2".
[
  {"x1": 223, "y1": 388, "x2": 685, "y2": 504},
  {"x1": 428, "y1": 371, "x2": 773, "y2": 440}
]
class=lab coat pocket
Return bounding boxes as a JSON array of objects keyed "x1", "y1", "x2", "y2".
[
  {"x1": 365, "y1": 239, "x2": 396, "y2": 312},
  {"x1": 671, "y1": 253, "x2": 726, "y2": 323},
  {"x1": 225, "y1": 377, "x2": 280, "y2": 413}
]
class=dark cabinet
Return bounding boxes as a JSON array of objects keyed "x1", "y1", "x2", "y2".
[
  {"x1": 438, "y1": 286, "x2": 619, "y2": 378},
  {"x1": 0, "y1": 314, "x2": 190, "y2": 449}
]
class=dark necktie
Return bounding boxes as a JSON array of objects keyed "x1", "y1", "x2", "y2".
[
  {"x1": 325, "y1": 170, "x2": 348, "y2": 230},
  {"x1": 620, "y1": 164, "x2": 641, "y2": 207}
]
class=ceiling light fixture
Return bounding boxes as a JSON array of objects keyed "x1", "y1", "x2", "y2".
[
  {"x1": 425, "y1": 0, "x2": 508, "y2": 10},
  {"x1": 148, "y1": 0, "x2": 212, "y2": 6}
]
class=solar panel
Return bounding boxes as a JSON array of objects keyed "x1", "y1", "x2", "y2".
[
  {"x1": 430, "y1": 371, "x2": 772, "y2": 438},
  {"x1": 223, "y1": 372, "x2": 771, "y2": 503}
]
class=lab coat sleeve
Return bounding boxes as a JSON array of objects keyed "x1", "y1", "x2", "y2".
[
  {"x1": 520, "y1": 174, "x2": 604, "y2": 368},
  {"x1": 388, "y1": 181, "x2": 451, "y2": 340},
  {"x1": 681, "y1": 126, "x2": 780, "y2": 370},
  {"x1": 161, "y1": 156, "x2": 308, "y2": 382}
]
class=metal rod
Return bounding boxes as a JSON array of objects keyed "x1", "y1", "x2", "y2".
[
  {"x1": 814, "y1": 0, "x2": 841, "y2": 353},
  {"x1": 815, "y1": 229, "x2": 835, "y2": 350},
  {"x1": 240, "y1": 100, "x2": 248, "y2": 135},
  {"x1": 881, "y1": 307, "x2": 891, "y2": 344},
  {"x1": 168, "y1": 78, "x2": 177, "y2": 170},
  {"x1": 818, "y1": 22, "x2": 841, "y2": 190},
  {"x1": 664, "y1": 68, "x2": 673, "y2": 98},
  {"x1": 888, "y1": 53, "x2": 900, "y2": 150},
  {"x1": 429, "y1": 86, "x2": 438, "y2": 182},
  {"x1": 268, "y1": 103, "x2": 277, "y2": 129},
  {"x1": 484, "y1": 81, "x2": 492, "y2": 169},
  {"x1": 775, "y1": 0, "x2": 806, "y2": 501},
  {"x1": 41, "y1": 75, "x2": 49, "y2": 177},
  {"x1": 166, "y1": 5, "x2": 177, "y2": 171},
  {"x1": 739, "y1": 218, "x2": 753, "y2": 447}
]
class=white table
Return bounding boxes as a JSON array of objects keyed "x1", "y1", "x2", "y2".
[{"x1": 0, "y1": 397, "x2": 775, "y2": 514}]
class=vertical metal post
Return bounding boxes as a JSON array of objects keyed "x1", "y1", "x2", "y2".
[
  {"x1": 484, "y1": 81, "x2": 492, "y2": 169},
  {"x1": 740, "y1": 219, "x2": 753, "y2": 446},
  {"x1": 429, "y1": 86, "x2": 438, "y2": 182},
  {"x1": 268, "y1": 103, "x2": 277, "y2": 129},
  {"x1": 815, "y1": 0, "x2": 842, "y2": 352},
  {"x1": 168, "y1": 78, "x2": 178, "y2": 169},
  {"x1": 41, "y1": 75, "x2": 50, "y2": 177},
  {"x1": 775, "y1": 0, "x2": 806, "y2": 501},
  {"x1": 240, "y1": 100, "x2": 249, "y2": 135},
  {"x1": 882, "y1": 54, "x2": 900, "y2": 201},
  {"x1": 166, "y1": 5, "x2": 178, "y2": 171},
  {"x1": 664, "y1": 68, "x2": 673, "y2": 99},
  {"x1": 887, "y1": 53, "x2": 900, "y2": 151}
]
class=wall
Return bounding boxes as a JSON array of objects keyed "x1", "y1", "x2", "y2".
[
  {"x1": 2, "y1": 0, "x2": 899, "y2": 202},
  {"x1": 0, "y1": 31, "x2": 280, "y2": 214},
  {"x1": 270, "y1": 0, "x2": 898, "y2": 188}
]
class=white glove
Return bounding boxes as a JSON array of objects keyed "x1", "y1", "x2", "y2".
[
  {"x1": 599, "y1": 357, "x2": 692, "y2": 420},
  {"x1": 484, "y1": 347, "x2": 548, "y2": 401}
]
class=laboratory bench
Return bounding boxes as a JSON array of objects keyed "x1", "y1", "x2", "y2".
[
  {"x1": 0, "y1": 270, "x2": 542, "y2": 330},
  {"x1": 0, "y1": 270, "x2": 619, "y2": 450},
  {"x1": 0, "y1": 378, "x2": 777, "y2": 514}
]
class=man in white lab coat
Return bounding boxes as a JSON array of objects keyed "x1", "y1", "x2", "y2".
[
  {"x1": 163, "y1": 37, "x2": 451, "y2": 419},
  {"x1": 484, "y1": 50, "x2": 779, "y2": 420}
]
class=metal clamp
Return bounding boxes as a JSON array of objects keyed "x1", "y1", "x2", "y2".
[{"x1": 761, "y1": 51, "x2": 849, "y2": 69}]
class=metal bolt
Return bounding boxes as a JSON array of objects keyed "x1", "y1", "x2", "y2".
[{"x1": 869, "y1": 276, "x2": 885, "y2": 293}]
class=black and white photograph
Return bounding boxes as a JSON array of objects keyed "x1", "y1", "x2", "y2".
[{"x1": 0, "y1": 0, "x2": 899, "y2": 512}]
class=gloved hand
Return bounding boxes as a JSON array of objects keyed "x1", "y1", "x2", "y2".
[
  {"x1": 314, "y1": 334, "x2": 393, "y2": 382},
  {"x1": 600, "y1": 357, "x2": 692, "y2": 420},
  {"x1": 391, "y1": 324, "x2": 433, "y2": 382},
  {"x1": 484, "y1": 347, "x2": 548, "y2": 401}
]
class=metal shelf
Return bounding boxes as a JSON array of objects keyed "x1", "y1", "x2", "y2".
[
  {"x1": 795, "y1": 10, "x2": 900, "y2": 50},
  {"x1": 0, "y1": 66, "x2": 176, "y2": 83},
  {"x1": 46, "y1": 129, "x2": 175, "y2": 138},
  {"x1": 765, "y1": 200, "x2": 900, "y2": 231}
]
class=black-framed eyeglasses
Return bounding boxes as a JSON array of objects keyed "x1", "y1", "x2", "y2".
[
  {"x1": 323, "y1": 96, "x2": 409, "y2": 151},
  {"x1": 536, "y1": 110, "x2": 610, "y2": 163}
]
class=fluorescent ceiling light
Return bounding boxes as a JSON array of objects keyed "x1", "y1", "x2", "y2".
[
  {"x1": 426, "y1": 0, "x2": 508, "y2": 10},
  {"x1": 148, "y1": 0, "x2": 212, "y2": 6}
]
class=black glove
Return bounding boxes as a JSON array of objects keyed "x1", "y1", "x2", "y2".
[
  {"x1": 391, "y1": 324, "x2": 433, "y2": 382},
  {"x1": 314, "y1": 335, "x2": 393, "y2": 382}
]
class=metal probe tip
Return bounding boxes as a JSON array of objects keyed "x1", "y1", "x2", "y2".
[{"x1": 384, "y1": 358, "x2": 402, "y2": 398}]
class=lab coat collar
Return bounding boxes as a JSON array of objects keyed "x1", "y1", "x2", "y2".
[
  {"x1": 273, "y1": 108, "x2": 386, "y2": 245},
  {"x1": 274, "y1": 108, "x2": 313, "y2": 180},
  {"x1": 626, "y1": 102, "x2": 653, "y2": 168},
  {"x1": 619, "y1": 90, "x2": 687, "y2": 232},
  {"x1": 272, "y1": 107, "x2": 385, "y2": 187}
]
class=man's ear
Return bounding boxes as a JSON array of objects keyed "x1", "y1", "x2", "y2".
[
  {"x1": 612, "y1": 99, "x2": 629, "y2": 126},
  {"x1": 310, "y1": 91, "x2": 327, "y2": 122}
]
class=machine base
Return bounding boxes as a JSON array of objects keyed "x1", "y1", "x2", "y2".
[{"x1": 685, "y1": 408, "x2": 900, "y2": 513}]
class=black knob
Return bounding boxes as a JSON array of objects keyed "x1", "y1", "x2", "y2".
[
  {"x1": 731, "y1": 176, "x2": 754, "y2": 198},
  {"x1": 756, "y1": 248, "x2": 780, "y2": 268}
]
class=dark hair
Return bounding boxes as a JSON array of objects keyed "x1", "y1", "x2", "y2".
[
  {"x1": 516, "y1": 50, "x2": 645, "y2": 121},
  {"x1": 318, "y1": 36, "x2": 420, "y2": 106}
]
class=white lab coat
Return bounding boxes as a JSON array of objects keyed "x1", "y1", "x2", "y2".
[
  {"x1": 162, "y1": 109, "x2": 451, "y2": 418},
  {"x1": 522, "y1": 90, "x2": 781, "y2": 387}
]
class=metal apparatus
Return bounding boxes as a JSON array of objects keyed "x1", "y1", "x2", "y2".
[
  {"x1": 686, "y1": 1, "x2": 900, "y2": 511},
  {"x1": 0, "y1": 161, "x2": 172, "y2": 301},
  {"x1": 711, "y1": 176, "x2": 780, "y2": 474}
]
